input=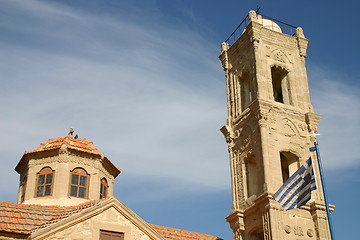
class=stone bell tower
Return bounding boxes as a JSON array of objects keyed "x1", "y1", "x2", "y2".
[{"x1": 219, "y1": 11, "x2": 332, "y2": 240}]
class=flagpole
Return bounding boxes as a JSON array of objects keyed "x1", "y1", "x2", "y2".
[{"x1": 310, "y1": 139, "x2": 335, "y2": 240}]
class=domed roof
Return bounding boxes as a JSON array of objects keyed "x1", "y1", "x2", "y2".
[
  {"x1": 16, "y1": 134, "x2": 120, "y2": 177},
  {"x1": 25, "y1": 135, "x2": 101, "y2": 155},
  {"x1": 260, "y1": 19, "x2": 282, "y2": 33}
]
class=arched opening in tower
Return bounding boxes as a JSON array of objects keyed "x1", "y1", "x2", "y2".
[
  {"x1": 280, "y1": 152, "x2": 299, "y2": 183},
  {"x1": 271, "y1": 66, "x2": 292, "y2": 105}
]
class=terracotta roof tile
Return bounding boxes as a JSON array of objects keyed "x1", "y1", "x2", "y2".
[
  {"x1": 19, "y1": 135, "x2": 121, "y2": 177},
  {"x1": 0, "y1": 201, "x2": 222, "y2": 239},
  {"x1": 150, "y1": 224, "x2": 222, "y2": 240},
  {"x1": 25, "y1": 135, "x2": 101, "y2": 155},
  {"x1": 0, "y1": 200, "x2": 100, "y2": 235}
]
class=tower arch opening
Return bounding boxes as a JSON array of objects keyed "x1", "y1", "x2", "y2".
[
  {"x1": 280, "y1": 151, "x2": 299, "y2": 183},
  {"x1": 238, "y1": 69, "x2": 253, "y2": 113},
  {"x1": 271, "y1": 66, "x2": 292, "y2": 105},
  {"x1": 244, "y1": 153, "x2": 260, "y2": 198}
]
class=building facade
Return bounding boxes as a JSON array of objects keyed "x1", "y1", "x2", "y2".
[
  {"x1": 0, "y1": 133, "x2": 221, "y2": 240},
  {"x1": 219, "y1": 10, "x2": 332, "y2": 240}
]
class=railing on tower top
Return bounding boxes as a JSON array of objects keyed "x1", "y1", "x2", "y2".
[
  {"x1": 224, "y1": 15, "x2": 249, "y2": 46},
  {"x1": 225, "y1": 12, "x2": 298, "y2": 47}
]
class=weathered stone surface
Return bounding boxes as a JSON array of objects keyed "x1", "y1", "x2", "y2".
[
  {"x1": 15, "y1": 135, "x2": 118, "y2": 206},
  {"x1": 220, "y1": 10, "x2": 332, "y2": 240}
]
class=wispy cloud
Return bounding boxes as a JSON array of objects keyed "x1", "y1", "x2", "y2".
[
  {"x1": 0, "y1": 0, "x2": 358, "y2": 206},
  {"x1": 309, "y1": 65, "x2": 360, "y2": 170},
  {"x1": 0, "y1": 0, "x2": 228, "y2": 202}
]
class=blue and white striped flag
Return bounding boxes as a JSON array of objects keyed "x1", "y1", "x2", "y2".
[{"x1": 273, "y1": 157, "x2": 317, "y2": 210}]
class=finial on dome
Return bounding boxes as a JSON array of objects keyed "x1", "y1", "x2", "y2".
[{"x1": 68, "y1": 128, "x2": 74, "y2": 136}]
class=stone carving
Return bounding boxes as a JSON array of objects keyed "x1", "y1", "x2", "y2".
[
  {"x1": 221, "y1": 125, "x2": 234, "y2": 143},
  {"x1": 248, "y1": 10, "x2": 257, "y2": 22},
  {"x1": 221, "y1": 42, "x2": 229, "y2": 52},
  {"x1": 294, "y1": 226, "x2": 304, "y2": 236},
  {"x1": 297, "y1": 37, "x2": 308, "y2": 57},
  {"x1": 295, "y1": 27, "x2": 305, "y2": 38},
  {"x1": 239, "y1": 125, "x2": 252, "y2": 151},
  {"x1": 270, "y1": 49, "x2": 289, "y2": 63},
  {"x1": 251, "y1": 36, "x2": 260, "y2": 45},
  {"x1": 281, "y1": 118, "x2": 300, "y2": 137},
  {"x1": 283, "y1": 124, "x2": 296, "y2": 137},
  {"x1": 284, "y1": 225, "x2": 291, "y2": 234},
  {"x1": 59, "y1": 143, "x2": 68, "y2": 154},
  {"x1": 307, "y1": 228, "x2": 314, "y2": 237},
  {"x1": 263, "y1": 213, "x2": 271, "y2": 240}
]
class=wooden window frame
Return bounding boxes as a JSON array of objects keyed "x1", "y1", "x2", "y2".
[
  {"x1": 35, "y1": 167, "x2": 54, "y2": 198},
  {"x1": 100, "y1": 178, "x2": 108, "y2": 199},
  {"x1": 69, "y1": 168, "x2": 89, "y2": 199}
]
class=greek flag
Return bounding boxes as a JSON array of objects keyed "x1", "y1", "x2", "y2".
[{"x1": 273, "y1": 157, "x2": 317, "y2": 210}]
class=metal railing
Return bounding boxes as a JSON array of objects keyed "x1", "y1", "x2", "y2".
[
  {"x1": 224, "y1": 15, "x2": 248, "y2": 46},
  {"x1": 225, "y1": 11, "x2": 298, "y2": 46},
  {"x1": 260, "y1": 14, "x2": 298, "y2": 36}
]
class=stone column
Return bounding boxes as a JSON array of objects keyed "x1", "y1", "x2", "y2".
[{"x1": 310, "y1": 202, "x2": 331, "y2": 240}]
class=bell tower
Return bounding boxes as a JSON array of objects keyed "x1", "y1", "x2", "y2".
[{"x1": 219, "y1": 11, "x2": 332, "y2": 240}]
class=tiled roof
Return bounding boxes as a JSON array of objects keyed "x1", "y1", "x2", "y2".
[
  {"x1": 18, "y1": 134, "x2": 121, "y2": 177},
  {"x1": 0, "y1": 201, "x2": 222, "y2": 240},
  {"x1": 25, "y1": 135, "x2": 101, "y2": 155},
  {"x1": 0, "y1": 200, "x2": 100, "y2": 235},
  {"x1": 150, "y1": 224, "x2": 222, "y2": 240}
]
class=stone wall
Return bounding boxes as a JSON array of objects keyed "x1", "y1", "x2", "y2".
[{"x1": 32, "y1": 206, "x2": 157, "y2": 240}]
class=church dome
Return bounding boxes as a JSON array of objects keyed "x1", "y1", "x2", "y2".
[
  {"x1": 25, "y1": 135, "x2": 102, "y2": 156},
  {"x1": 17, "y1": 134, "x2": 120, "y2": 177},
  {"x1": 260, "y1": 19, "x2": 282, "y2": 33},
  {"x1": 15, "y1": 132, "x2": 120, "y2": 206}
]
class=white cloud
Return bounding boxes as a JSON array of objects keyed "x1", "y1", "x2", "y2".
[
  {"x1": 0, "y1": 0, "x2": 229, "y2": 201},
  {"x1": 1, "y1": 0, "x2": 357, "y2": 205},
  {"x1": 309, "y1": 66, "x2": 360, "y2": 170}
]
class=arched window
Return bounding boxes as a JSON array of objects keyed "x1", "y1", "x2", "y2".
[
  {"x1": 280, "y1": 152, "x2": 299, "y2": 183},
  {"x1": 238, "y1": 70, "x2": 253, "y2": 113},
  {"x1": 69, "y1": 168, "x2": 89, "y2": 198},
  {"x1": 245, "y1": 155, "x2": 258, "y2": 198},
  {"x1": 271, "y1": 66, "x2": 292, "y2": 105},
  {"x1": 100, "y1": 178, "x2": 108, "y2": 199},
  {"x1": 36, "y1": 167, "x2": 54, "y2": 197}
]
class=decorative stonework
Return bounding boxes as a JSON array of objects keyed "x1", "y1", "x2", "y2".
[
  {"x1": 221, "y1": 10, "x2": 331, "y2": 240},
  {"x1": 280, "y1": 118, "x2": 300, "y2": 137},
  {"x1": 16, "y1": 135, "x2": 120, "y2": 206},
  {"x1": 284, "y1": 225, "x2": 291, "y2": 234},
  {"x1": 307, "y1": 228, "x2": 314, "y2": 237},
  {"x1": 294, "y1": 226, "x2": 304, "y2": 237},
  {"x1": 239, "y1": 125, "x2": 252, "y2": 151},
  {"x1": 269, "y1": 49, "x2": 289, "y2": 63},
  {"x1": 262, "y1": 212, "x2": 271, "y2": 240}
]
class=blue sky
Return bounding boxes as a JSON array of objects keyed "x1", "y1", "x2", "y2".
[{"x1": 0, "y1": 0, "x2": 359, "y2": 239}]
